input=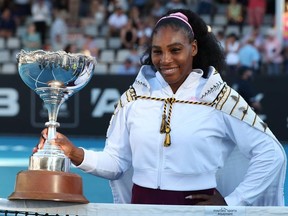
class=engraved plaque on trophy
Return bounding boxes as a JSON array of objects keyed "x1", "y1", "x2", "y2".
[{"x1": 9, "y1": 50, "x2": 96, "y2": 203}]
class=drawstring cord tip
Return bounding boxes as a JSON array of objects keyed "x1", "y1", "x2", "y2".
[{"x1": 164, "y1": 126, "x2": 171, "y2": 147}]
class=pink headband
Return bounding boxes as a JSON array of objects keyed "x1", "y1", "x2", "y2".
[{"x1": 156, "y1": 12, "x2": 193, "y2": 33}]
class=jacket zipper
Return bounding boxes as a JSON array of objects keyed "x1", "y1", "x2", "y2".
[
  {"x1": 157, "y1": 138, "x2": 164, "y2": 189},
  {"x1": 157, "y1": 93, "x2": 175, "y2": 188}
]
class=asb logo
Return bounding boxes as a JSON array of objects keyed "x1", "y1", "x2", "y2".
[{"x1": 0, "y1": 88, "x2": 19, "y2": 116}]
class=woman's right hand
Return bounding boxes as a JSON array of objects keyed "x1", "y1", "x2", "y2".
[{"x1": 34, "y1": 128, "x2": 84, "y2": 166}]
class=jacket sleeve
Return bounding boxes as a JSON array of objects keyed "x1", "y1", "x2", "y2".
[
  {"x1": 77, "y1": 100, "x2": 133, "y2": 180},
  {"x1": 218, "y1": 111, "x2": 286, "y2": 206}
]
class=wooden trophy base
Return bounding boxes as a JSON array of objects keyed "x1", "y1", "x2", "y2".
[{"x1": 8, "y1": 170, "x2": 89, "y2": 203}]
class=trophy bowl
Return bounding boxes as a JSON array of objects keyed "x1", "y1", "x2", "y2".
[{"x1": 9, "y1": 50, "x2": 96, "y2": 203}]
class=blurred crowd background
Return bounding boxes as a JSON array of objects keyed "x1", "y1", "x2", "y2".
[{"x1": 0, "y1": 0, "x2": 285, "y2": 79}]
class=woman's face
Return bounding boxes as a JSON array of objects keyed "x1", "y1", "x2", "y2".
[{"x1": 151, "y1": 26, "x2": 197, "y2": 93}]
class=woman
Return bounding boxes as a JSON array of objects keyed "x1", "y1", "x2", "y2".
[
  {"x1": 261, "y1": 28, "x2": 283, "y2": 76},
  {"x1": 22, "y1": 23, "x2": 42, "y2": 51},
  {"x1": 224, "y1": 32, "x2": 240, "y2": 83},
  {"x1": 226, "y1": 0, "x2": 244, "y2": 34},
  {"x1": 37, "y1": 9, "x2": 286, "y2": 206},
  {"x1": 247, "y1": 0, "x2": 267, "y2": 29},
  {"x1": 120, "y1": 19, "x2": 138, "y2": 49}
]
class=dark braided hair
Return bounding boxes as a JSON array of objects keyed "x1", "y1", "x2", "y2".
[{"x1": 140, "y1": 9, "x2": 227, "y2": 78}]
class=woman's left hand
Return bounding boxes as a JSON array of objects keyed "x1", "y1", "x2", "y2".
[{"x1": 185, "y1": 189, "x2": 227, "y2": 205}]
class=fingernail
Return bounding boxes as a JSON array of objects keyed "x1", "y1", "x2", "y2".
[
  {"x1": 185, "y1": 195, "x2": 193, "y2": 199},
  {"x1": 42, "y1": 133, "x2": 47, "y2": 139}
]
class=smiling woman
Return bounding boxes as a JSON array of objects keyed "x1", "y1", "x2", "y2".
[
  {"x1": 33, "y1": 9, "x2": 286, "y2": 207},
  {"x1": 151, "y1": 29, "x2": 197, "y2": 93},
  {"x1": 150, "y1": 13, "x2": 197, "y2": 93}
]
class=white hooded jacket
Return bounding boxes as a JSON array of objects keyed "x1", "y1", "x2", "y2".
[{"x1": 78, "y1": 65, "x2": 286, "y2": 206}]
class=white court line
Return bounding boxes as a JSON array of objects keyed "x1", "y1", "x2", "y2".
[{"x1": 0, "y1": 158, "x2": 29, "y2": 167}]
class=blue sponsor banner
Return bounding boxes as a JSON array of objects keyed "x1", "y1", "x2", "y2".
[{"x1": 0, "y1": 74, "x2": 135, "y2": 136}]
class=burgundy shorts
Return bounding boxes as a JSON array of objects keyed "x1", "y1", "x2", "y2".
[{"x1": 131, "y1": 184, "x2": 215, "y2": 205}]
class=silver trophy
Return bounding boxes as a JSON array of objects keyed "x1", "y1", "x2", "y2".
[{"x1": 9, "y1": 50, "x2": 96, "y2": 203}]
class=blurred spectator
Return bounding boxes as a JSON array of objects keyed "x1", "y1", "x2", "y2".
[
  {"x1": 107, "y1": 0, "x2": 120, "y2": 17},
  {"x1": 107, "y1": 6, "x2": 128, "y2": 37},
  {"x1": 150, "y1": 1, "x2": 167, "y2": 19},
  {"x1": 0, "y1": 7, "x2": 16, "y2": 38},
  {"x1": 241, "y1": 26, "x2": 264, "y2": 52},
  {"x1": 282, "y1": 3, "x2": 288, "y2": 74},
  {"x1": 64, "y1": 43, "x2": 78, "y2": 53},
  {"x1": 78, "y1": 0, "x2": 91, "y2": 18},
  {"x1": 232, "y1": 66, "x2": 263, "y2": 114},
  {"x1": 81, "y1": 34, "x2": 99, "y2": 58},
  {"x1": 127, "y1": 45, "x2": 141, "y2": 69},
  {"x1": 197, "y1": 0, "x2": 215, "y2": 17},
  {"x1": 13, "y1": 0, "x2": 31, "y2": 25},
  {"x1": 215, "y1": 29, "x2": 225, "y2": 49},
  {"x1": 128, "y1": 5, "x2": 140, "y2": 27},
  {"x1": 0, "y1": 0, "x2": 10, "y2": 10},
  {"x1": 226, "y1": 0, "x2": 244, "y2": 34},
  {"x1": 283, "y1": 45, "x2": 288, "y2": 75},
  {"x1": 117, "y1": 0, "x2": 129, "y2": 12},
  {"x1": 283, "y1": 3, "x2": 288, "y2": 48},
  {"x1": 224, "y1": 32, "x2": 240, "y2": 82},
  {"x1": 66, "y1": 0, "x2": 79, "y2": 26},
  {"x1": 136, "y1": 17, "x2": 153, "y2": 48},
  {"x1": 22, "y1": 22, "x2": 42, "y2": 51},
  {"x1": 52, "y1": 0, "x2": 69, "y2": 11},
  {"x1": 107, "y1": 0, "x2": 128, "y2": 17},
  {"x1": 31, "y1": 0, "x2": 51, "y2": 46},
  {"x1": 116, "y1": 57, "x2": 137, "y2": 75},
  {"x1": 120, "y1": 19, "x2": 138, "y2": 49},
  {"x1": 238, "y1": 37, "x2": 260, "y2": 75},
  {"x1": 166, "y1": 0, "x2": 187, "y2": 11},
  {"x1": 80, "y1": 0, "x2": 106, "y2": 34},
  {"x1": 130, "y1": 0, "x2": 148, "y2": 14},
  {"x1": 261, "y1": 28, "x2": 283, "y2": 76},
  {"x1": 247, "y1": 0, "x2": 267, "y2": 28},
  {"x1": 49, "y1": 9, "x2": 68, "y2": 51},
  {"x1": 91, "y1": 0, "x2": 106, "y2": 31}
]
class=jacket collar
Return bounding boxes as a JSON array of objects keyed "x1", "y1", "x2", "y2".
[{"x1": 133, "y1": 65, "x2": 225, "y2": 103}]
